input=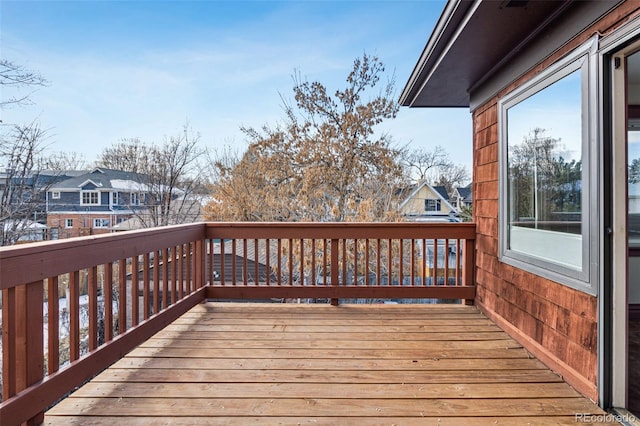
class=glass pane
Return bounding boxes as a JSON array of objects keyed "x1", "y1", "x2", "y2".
[
  {"x1": 506, "y1": 69, "x2": 583, "y2": 269},
  {"x1": 629, "y1": 127, "x2": 640, "y2": 246}
]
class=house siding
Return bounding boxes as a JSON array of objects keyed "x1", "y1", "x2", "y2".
[
  {"x1": 470, "y1": 2, "x2": 640, "y2": 402},
  {"x1": 474, "y1": 89, "x2": 599, "y2": 399},
  {"x1": 472, "y1": 98, "x2": 599, "y2": 399}
]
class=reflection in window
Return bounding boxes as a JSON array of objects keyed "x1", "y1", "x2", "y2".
[
  {"x1": 629, "y1": 127, "x2": 640, "y2": 246},
  {"x1": 505, "y1": 68, "x2": 583, "y2": 270}
]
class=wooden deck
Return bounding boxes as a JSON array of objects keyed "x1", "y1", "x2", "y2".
[{"x1": 45, "y1": 303, "x2": 615, "y2": 425}]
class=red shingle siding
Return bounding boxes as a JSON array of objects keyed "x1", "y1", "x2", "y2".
[
  {"x1": 472, "y1": 100, "x2": 599, "y2": 397},
  {"x1": 468, "y1": 6, "x2": 640, "y2": 398}
]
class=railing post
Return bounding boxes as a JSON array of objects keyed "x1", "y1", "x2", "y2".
[
  {"x1": 330, "y1": 238, "x2": 339, "y2": 306},
  {"x1": 462, "y1": 238, "x2": 475, "y2": 305},
  {"x1": 195, "y1": 239, "x2": 205, "y2": 288},
  {"x1": 2, "y1": 281, "x2": 45, "y2": 425}
]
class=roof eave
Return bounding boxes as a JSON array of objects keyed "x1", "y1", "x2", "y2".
[{"x1": 399, "y1": 0, "x2": 475, "y2": 107}]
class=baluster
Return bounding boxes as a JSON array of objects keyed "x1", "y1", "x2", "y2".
[
  {"x1": 153, "y1": 250, "x2": 160, "y2": 313},
  {"x1": 433, "y1": 239, "x2": 439, "y2": 285},
  {"x1": 243, "y1": 239, "x2": 248, "y2": 285},
  {"x1": 88, "y1": 266, "x2": 98, "y2": 350},
  {"x1": 231, "y1": 239, "x2": 237, "y2": 285},
  {"x1": 131, "y1": 255, "x2": 139, "y2": 327},
  {"x1": 47, "y1": 276, "x2": 60, "y2": 373},
  {"x1": 410, "y1": 239, "x2": 416, "y2": 286},
  {"x1": 376, "y1": 239, "x2": 381, "y2": 286},
  {"x1": 331, "y1": 238, "x2": 339, "y2": 305},
  {"x1": 311, "y1": 239, "x2": 316, "y2": 286},
  {"x1": 277, "y1": 239, "x2": 282, "y2": 286},
  {"x1": 143, "y1": 253, "x2": 150, "y2": 319},
  {"x1": 399, "y1": 239, "x2": 404, "y2": 287},
  {"x1": 353, "y1": 239, "x2": 358, "y2": 285},
  {"x1": 104, "y1": 263, "x2": 113, "y2": 341},
  {"x1": 255, "y1": 239, "x2": 260, "y2": 284},
  {"x1": 118, "y1": 259, "x2": 127, "y2": 334},
  {"x1": 266, "y1": 238, "x2": 271, "y2": 286},
  {"x1": 69, "y1": 271, "x2": 80, "y2": 361},
  {"x1": 444, "y1": 239, "x2": 450, "y2": 286}
]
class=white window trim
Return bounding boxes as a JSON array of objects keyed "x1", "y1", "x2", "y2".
[
  {"x1": 80, "y1": 190, "x2": 101, "y2": 206},
  {"x1": 65, "y1": 218, "x2": 73, "y2": 228},
  {"x1": 425, "y1": 199, "x2": 441, "y2": 212},
  {"x1": 51, "y1": 191, "x2": 61, "y2": 199},
  {"x1": 498, "y1": 37, "x2": 598, "y2": 295},
  {"x1": 93, "y1": 218, "x2": 109, "y2": 228}
]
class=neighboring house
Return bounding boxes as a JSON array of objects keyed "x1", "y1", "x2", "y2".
[
  {"x1": 0, "y1": 169, "x2": 84, "y2": 244},
  {"x1": 397, "y1": 181, "x2": 459, "y2": 222},
  {"x1": 46, "y1": 168, "x2": 149, "y2": 239},
  {"x1": 450, "y1": 184, "x2": 472, "y2": 212},
  {"x1": 400, "y1": 0, "x2": 640, "y2": 414},
  {"x1": 0, "y1": 170, "x2": 83, "y2": 222},
  {"x1": 2, "y1": 220, "x2": 47, "y2": 243}
]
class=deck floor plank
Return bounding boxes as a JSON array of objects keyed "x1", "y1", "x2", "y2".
[
  {"x1": 45, "y1": 302, "x2": 615, "y2": 424},
  {"x1": 110, "y1": 356, "x2": 550, "y2": 370},
  {"x1": 43, "y1": 416, "x2": 616, "y2": 426}
]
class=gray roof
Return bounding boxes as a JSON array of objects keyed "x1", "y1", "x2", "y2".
[
  {"x1": 455, "y1": 184, "x2": 472, "y2": 201},
  {"x1": 49, "y1": 168, "x2": 146, "y2": 191},
  {"x1": 432, "y1": 185, "x2": 449, "y2": 201}
]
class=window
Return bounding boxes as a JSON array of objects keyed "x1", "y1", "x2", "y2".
[
  {"x1": 130, "y1": 192, "x2": 140, "y2": 206},
  {"x1": 425, "y1": 199, "x2": 441, "y2": 212},
  {"x1": 81, "y1": 191, "x2": 100, "y2": 205},
  {"x1": 65, "y1": 218, "x2": 73, "y2": 228},
  {"x1": 113, "y1": 192, "x2": 119, "y2": 206},
  {"x1": 498, "y1": 39, "x2": 596, "y2": 294},
  {"x1": 51, "y1": 191, "x2": 60, "y2": 199},
  {"x1": 93, "y1": 218, "x2": 109, "y2": 228}
]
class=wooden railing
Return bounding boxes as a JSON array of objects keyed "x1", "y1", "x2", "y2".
[{"x1": 0, "y1": 222, "x2": 475, "y2": 425}]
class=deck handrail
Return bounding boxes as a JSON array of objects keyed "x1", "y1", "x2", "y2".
[{"x1": 0, "y1": 221, "x2": 475, "y2": 425}]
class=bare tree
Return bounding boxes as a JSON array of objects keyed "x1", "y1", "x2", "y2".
[
  {"x1": 0, "y1": 59, "x2": 48, "y2": 109},
  {"x1": 97, "y1": 125, "x2": 207, "y2": 227},
  {"x1": 206, "y1": 53, "x2": 405, "y2": 222},
  {"x1": 0, "y1": 121, "x2": 50, "y2": 245},
  {"x1": 45, "y1": 151, "x2": 88, "y2": 171},
  {"x1": 98, "y1": 138, "x2": 152, "y2": 174},
  {"x1": 402, "y1": 145, "x2": 470, "y2": 198},
  {"x1": 433, "y1": 164, "x2": 470, "y2": 197},
  {"x1": 403, "y1": 145, "x2": 452, "y2": 182}
]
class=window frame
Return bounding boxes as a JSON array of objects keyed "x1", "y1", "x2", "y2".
[
  {"x1": 498, "y1": 38, "x2": 598, "y2": 295},
  {"x1": 425, "y1": 199, "x2": 442, "y2": 212},
  {"x1": 130, "y1": 192, "x2": 140, "y2": 206},
  {"x1": 93, "y1": 218, "x2": 109, "y2": 229},
  {"x1": 80, "y1": 190, "x2": 100, "y2": 206},
  {"x1": 51, "y1": 191, "x2": 61, "y2": 199},
  {"x1": 64, "y1": 218, "x2": 73, "y2": 228}
]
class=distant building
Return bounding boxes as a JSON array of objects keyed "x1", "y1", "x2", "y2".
[
  {"x1": 450, "y1": 183, "x2": 472, "y2": 211},
  {"x1": 397, "y1": 181, "x2": 459, "y2": 222},
  {"x1": 2, "y1": 220, "x2": 47, "y2": 242},
  {"x1": 46, "y1": 168, "x2": 150, "y2": 239}
]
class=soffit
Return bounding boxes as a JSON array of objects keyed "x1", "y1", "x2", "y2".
[{"x1": 400, "y1": 0, "x2": 621, "y2": 109}]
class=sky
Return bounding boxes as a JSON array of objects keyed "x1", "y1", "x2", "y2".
[{"x1": 1, "y1": 0, "x2": 472, "y2": 169}]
